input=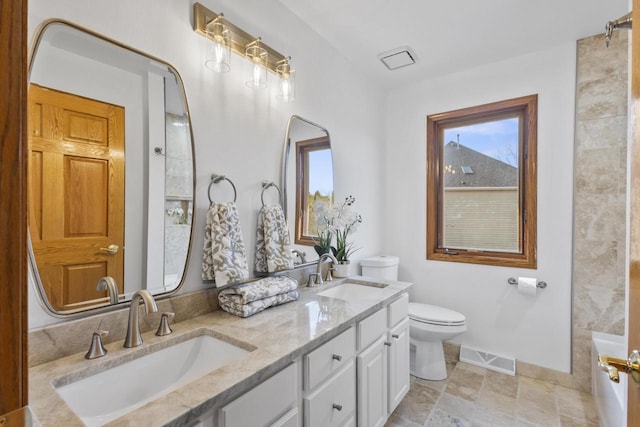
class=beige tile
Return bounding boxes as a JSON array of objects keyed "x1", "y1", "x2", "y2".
[
  {"x1": 515, "y1": 418, "x2": 550, "y2": 427},
  {"x1": 414, "y1": 375, "x2": 450, "y2": 392},
  {"x1": 559, "y1": 415, "x2": 599, "y2": 427},
  {"x1": 444, "y1": 364, "x2": 485, "y2": 402},
  {"x1": 435, "y1": 392, "x2": 476, "y2": 420},
  {"x1": 554, "y1": 385, "x2": 599, "y2": 425},
  {"x1": 575, "y1": 116, "x2": 627, "y2": 150},
  {"x1": 517, "y1": 377, "x2": 558, "y2": 426},
  {"x1": 576, "y1": 75, "x2": 627, "y2": 121},
  {"x1": 482, "y1": 370, "x2": 518, "y2": 398},
  {"x1": 425, "y1": 408, "x2": 472, "y2": 427},
  {"x1": 572, "y1": 240, "x2": 618, "y2": 291},
  {"x1": 471, "y1": 407, "x2": 517, "y2": 427},
  {"x1": 476, "y1": 389, "x2": 517, "y2": 416},
  {"x1": 574, "y1": 286, "x2": 625, "y2": 333},
  {"x1": 384, "y1": 413, "x2": 421, "y2": 427},
  {"x1": 575, "y1": 147, "x2": 621, "y2": 195},
  {"x1": 574, "y1": 193, "x2": 626, "y2": 241},
  {"x1": 391, "y1": 379, "x2": 441, "y2": 425},
  {"x1": 576, "y1": 33, "x2": 627, "y2": 85}
]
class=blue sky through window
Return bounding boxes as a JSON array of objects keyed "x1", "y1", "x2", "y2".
[
  {"x1": 308, "y1": 148, "x2": 333, "y2": 196},
  {"x1": 444, "y1": 117, "x2": 519, "y2": 167}
]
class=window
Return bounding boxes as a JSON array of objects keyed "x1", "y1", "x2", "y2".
[
  {"x1": 426, "y1": 95, "x2": 537, "y2": 268},
  {"x1": 295, "y1": 136, "x2": 333, "y2": 245}
]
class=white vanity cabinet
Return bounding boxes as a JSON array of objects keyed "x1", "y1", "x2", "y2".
[
  {"x1": 218, "y1": 362, "x2": 299, "y2": 427},
  {"x1": 356, "y1": 293, "x2": 410, "y2": 427},
  {"x1": 193, "y1": 292, "x2": 409, "y2": 427},
  {"x1": 303, "y1": 326, "x2": 357, "y2": 427}
]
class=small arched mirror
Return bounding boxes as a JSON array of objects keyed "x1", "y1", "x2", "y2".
[
  {"x1": 281, "y1": 115, "x2": 334, "y2": 264},
  {"x1": 28, "y1": 20, "x2": 195, "y2": 316}
]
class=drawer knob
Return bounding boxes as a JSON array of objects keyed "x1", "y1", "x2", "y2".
[
  {"x1": 332, "y1": 354, "x2": 342, "y2": 361},
  {"x1": 384, "y1": 341, "x2": 392, "y2": 347},
  {"x1": 392, "y1": 334, "x2": 400, "y2": 339},
  {"x1": 332, "y1": 403, "x2": 343, "y2": 411}
]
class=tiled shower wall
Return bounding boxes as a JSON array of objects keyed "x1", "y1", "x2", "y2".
[{"x1": 572, "y1": 31, "x2": 628, "y2": 392}]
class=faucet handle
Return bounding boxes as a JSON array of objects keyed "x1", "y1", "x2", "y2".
[
  {"x1": 156, "y1": 312, "x2": 175, "y2": 336},
  {"x1": 325, "y1": 267, "x2": 334, "y2": 282},
  {"x1": 307, "y1": 272, "x2": 323, "y2": 287},
  {"x1": 85, "y1": 330, "x2": 109, "y2": 359}
]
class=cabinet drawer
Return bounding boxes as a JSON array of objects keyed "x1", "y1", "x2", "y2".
[
  {"x1": 305, "y1": 326, "x2": 355, "y2": 390},
  {"x1": 219, "y1": 363, "x2": 297, "y2": 427},
  {"x1": 304, "y1": 361, "x2": 356, "y2": 427},
  {"x1": 388, "y1": 293, "x2": 409, "y2": 328},
  {"x1": 272, "y1": 407, "x2": 299, "y2": 427},
  {"x1": 358, "y1": 308, "x2": 386, "y2": 351}
]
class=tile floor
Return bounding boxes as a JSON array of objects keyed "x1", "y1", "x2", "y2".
[{"x1": 386, "y1": 361, "x2": 600, "y2": 427}]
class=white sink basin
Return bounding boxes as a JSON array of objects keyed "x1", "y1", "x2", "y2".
[
  {"x1": 317, "y1": 282, "x2": 391, "y2": 302},
  {"x1": 55, "y1": 334, "x2": 251, "y2": 426}
]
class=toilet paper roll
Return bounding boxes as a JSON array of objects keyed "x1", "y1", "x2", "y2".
[{"x1": 517, "y1": 277, "x2": 537, "y2": 296}]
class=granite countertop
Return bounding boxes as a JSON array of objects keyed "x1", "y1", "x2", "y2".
[{"x1": 29, "y1": 276, "x2": 412, "y2": 426}]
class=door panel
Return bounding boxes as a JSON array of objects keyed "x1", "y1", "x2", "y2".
[
  {"x1": 28, "y1": 84, "x2": 125, "y2": 311},
  {"x1": 630, "y1": 1, "x2": 640, "y2": 423},
  {"x1": 0, "y1": 0, "x2": 27, "y2": 413}
]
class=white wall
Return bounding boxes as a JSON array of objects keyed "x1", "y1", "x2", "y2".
[
  {"x1": 28, "y1": 0, "x2": 387, "y2": 327},
  {"x1": 385, "y1": 43, "x2": 577, "y2": 372}
]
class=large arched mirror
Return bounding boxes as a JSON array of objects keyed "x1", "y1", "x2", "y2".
[
  {"x1": 281, "y1": 115, "x2": 334, "y2": 264},
  {"x1": 28, "y1": 20, "x2": 195, "y2": 316}
]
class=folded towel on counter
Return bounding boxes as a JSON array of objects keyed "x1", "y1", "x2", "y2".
[
  {"x1": 219, "y1": 290, "x2": 299, "y2": 318},
  {"x1": 202, "y1": 202, "x2": 250, "y2": 286},
  {"x1": 218, "y1": 276, "x2": 299, "y2": 305},
  {"x1": 254, "y1": 204, "x2": 294, "y2": 273}
]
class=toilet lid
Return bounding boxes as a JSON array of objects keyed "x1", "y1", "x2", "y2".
[{"x1": 409, "y1": 302, "x2": 466, "y2": 326}]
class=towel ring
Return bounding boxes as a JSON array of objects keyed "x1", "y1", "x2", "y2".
[
  {"x1": 208, "y1": 174, "x2": 237, "y2": 204},
  {"x1": 261, "y1": 180, "x2": 282, "y2": 207}
]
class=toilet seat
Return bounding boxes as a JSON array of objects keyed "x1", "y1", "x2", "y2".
[{"x1": 409, "y1": 303, "x2": 466, "y2": 327}]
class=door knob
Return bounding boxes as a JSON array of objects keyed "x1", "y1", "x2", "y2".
[
  {"x1": 100, "y1": 244, "x2": 120, "y2": 255},
  {"x1": 598, "y1": 349, "x2": 640, "y2": 383}
]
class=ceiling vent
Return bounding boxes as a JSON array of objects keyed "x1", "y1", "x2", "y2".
[{"x1": 378, "y1": 46, "x2": 417, "y2": 70}]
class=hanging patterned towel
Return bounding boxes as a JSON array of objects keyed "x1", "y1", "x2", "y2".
[
  {"x1": 202, "y1": 202, "x2": 250, "y2": 286},
  {"x1": 219, "y1": 290, "x2": 300, "y2": 318},
  {"x1": 254, "y1": 204, "x2": 294, "y2": 273},
  {"x1": 218, "y1": 276, "x2": 298, "y2": 305}
]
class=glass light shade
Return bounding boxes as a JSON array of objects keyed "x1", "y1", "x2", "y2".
[
  {"x1": 204, "y1": 21, "x2": 230, "y2": 73},
  {"x1": 277, "y1": 69, "x2": 295, "y2": 102},
  {"x1": 245, "y1": 43, "x2": 268, "y2": 89}
]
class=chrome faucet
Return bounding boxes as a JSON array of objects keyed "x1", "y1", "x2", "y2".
[
  {"x1": 124, "y1": 290, "x2": 158, "y2": 348},
  {"x1": 291, "y1": 249, "x2": 307, "y2": 265},
  {"x1": 308, "y1": 253, "x2": 337, "y2": 286},
  {"x1": 96, "y1": 276, "x2": 119, "y2": 305}
]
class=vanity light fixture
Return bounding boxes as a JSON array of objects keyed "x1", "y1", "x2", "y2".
[
  {"x1": 276, "y1": 56, "x2": 295, "y2": 102},
  {"x1": 204, "y1": 14, "x2": 231, "y2": 73},
  {"x1": 245, "y1": 38, "x2": 268, "y2": 89},
  {"x1": 193, "y1": 3, "x2": 295, "y2": 98}
]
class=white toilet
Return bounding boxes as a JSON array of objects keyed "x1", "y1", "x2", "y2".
[
  {"x1": 361, "y1": 256, "x2": 467, "y2": 381},
  {"x1": 408, "y1": 302, "x2": 466, "y2": 380}
]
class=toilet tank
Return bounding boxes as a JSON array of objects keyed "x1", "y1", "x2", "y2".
[{"x1": 360, "y1": 256, "x2": 399, "y2": 280}]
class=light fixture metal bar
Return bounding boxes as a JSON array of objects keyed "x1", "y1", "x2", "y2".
[{"x1": 193, "y1": 2, "x2": 287, "y2": 76}]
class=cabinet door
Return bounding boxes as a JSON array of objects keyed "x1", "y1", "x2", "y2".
[
  {"x1": 357, "y1": 336, "x2": 388, "y2": 427},
  {"x1": 387, "y1": 317, "x2": 410, "y2": 414}
]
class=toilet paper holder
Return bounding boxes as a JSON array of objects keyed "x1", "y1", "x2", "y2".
[{"x1": 507, "y1": 277, "x2": 547, "y2": 289}]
